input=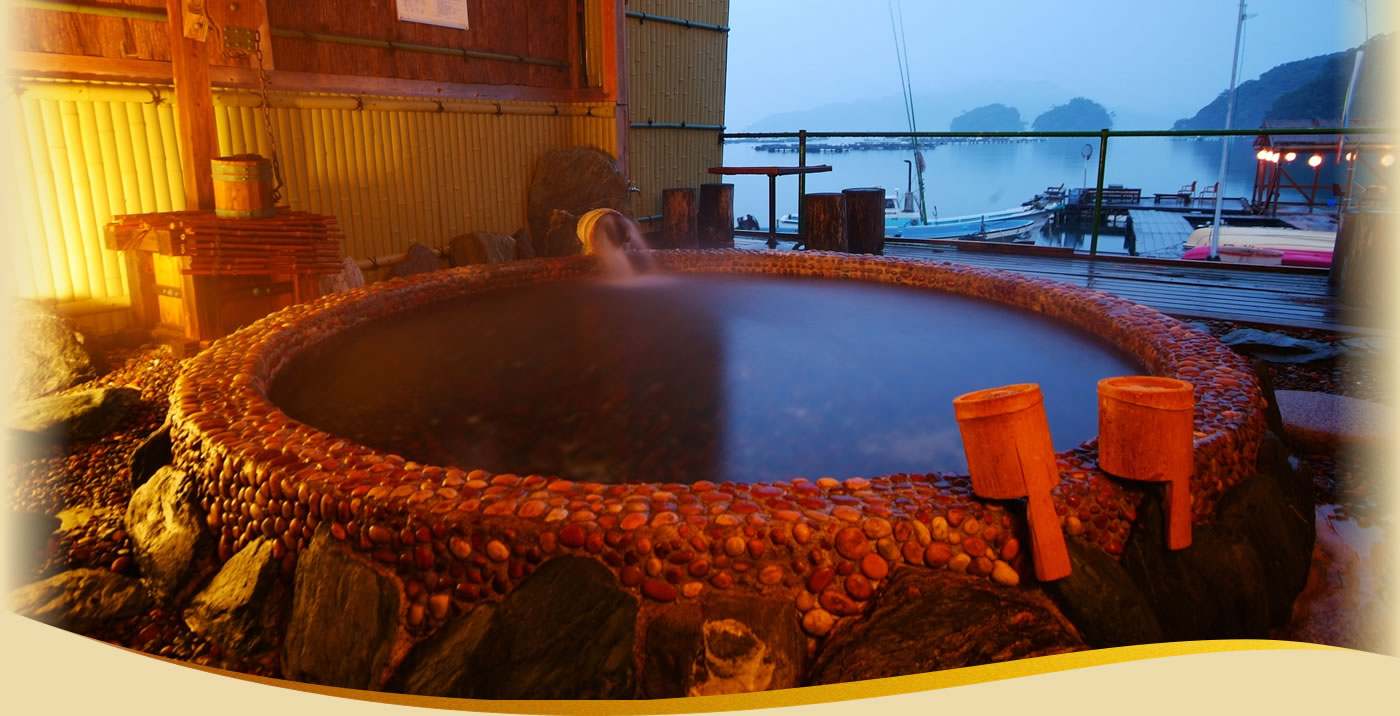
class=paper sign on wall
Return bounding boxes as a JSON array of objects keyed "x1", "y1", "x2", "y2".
[{"x1": 397, "y1": 0, "x2": 470, "y2": 30}]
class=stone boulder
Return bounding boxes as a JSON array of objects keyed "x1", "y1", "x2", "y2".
[
  {"x1": 513, "y1": 226, "x2": 536, "y2": 260},
  {"x1": 1220, "y1": 328, "x2": 1340, "y2": 363},
  {"x1": 1275, "y1": 390, "x2": 1391, "y2": 454},
  {"x1": 9, "y1": 568, "x2": 151, "y2": 633},
  {"x1": 448, "y1": 231, "x2": 516, "y2": 267},
  {"x1": 125, "y1": 467, "x2": 214, "y2": 603},
  {"x1": 283, "y1": 527, "x2": 404, "y2": 690},
  {"x1": 9, "y1": 387, "x2": 140, "y2": 446},
  {"x1": 1043, "y1": 533, "x2": 1165, "y2": 648},
  {"x1": 640, "y1": 592, "x2": 806, "y2": 697},
  {"x1": 183, "y1": 538, "x2": 286, "y2": 658},
  {"x1": 388, "y1": 243, "x2": 442, "y2": 279},
  {"x1": 389, "y1": 556, "x2": 636, "y2": 699},
  {"x1": 808, "y1": 567, "x2": 1085, "y2": 684},
  {"x1": 129, "y1": 421, "x2": 173, "y2": 489},
  {"x1": 317, "y1": 257, "x2": 366, "y2": 296},
  {"x1": 10, "y1": 299, "x2": 98, "y2": 401},
  {"x1": 527, "y1": 147, "x2": 630, "y2": 256}
]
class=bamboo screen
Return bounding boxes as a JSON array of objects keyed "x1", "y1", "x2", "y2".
[
  {"x1": 625, "y1": 0, "x2": 729, "y2": 221},
  {"x1": 5, "y1": 80, "x2": 616, "y2": 306}
]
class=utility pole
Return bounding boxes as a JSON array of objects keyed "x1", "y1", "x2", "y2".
[{"x1": 1208, "y1": 0, "x2": 1247, "y2": 260}]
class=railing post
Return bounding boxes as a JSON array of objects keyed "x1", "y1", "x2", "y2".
[
  {"x1": 798, "y1": 129, "x2": 808, "y2": 236},
  {"x1": 1089, "y1": 129, "x2": 1110, "y2": 257}
]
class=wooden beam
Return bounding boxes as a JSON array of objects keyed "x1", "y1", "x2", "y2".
[
  {"x1": 7, "y1": 51, "x2": 610, "y2": 104},
  {"x1": 604, "y1": 0, "x2": 629, "y2": 176},
  {"x1": 165, "y1": 0, "x2": 216, "y2": 211}
]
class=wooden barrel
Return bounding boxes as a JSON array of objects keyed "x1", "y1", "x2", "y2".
[
  {"x1": 212, "y1": 154, "x2": 276, "y2": 219},
  {"x1": 803, "y1": 192, "x2": 846, "y2": 252},
  {"x1": 1097, "y1": 376, "x2": 1195, "y2": 550},
  {"x1": 697, "y1": 183, "x2": 734, "y2": 248},
  {"x1": 843, "y1": 187, "x2": 886, "y2": 255},
  {"x1": 662, "y1": 187, "x2": 698, "y2": 249},
  {"x1": 952, "y1": 383, "x2": 1071, "y2": 581}
]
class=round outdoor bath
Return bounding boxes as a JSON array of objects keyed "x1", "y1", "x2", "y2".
[{"x1": 167, "y1": 249, "x2": 1268, "y2": 686}]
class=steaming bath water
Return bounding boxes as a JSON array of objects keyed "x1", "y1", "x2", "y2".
[{"x1": 271, "y1": 275, "x2": 1141, "y2": 483}]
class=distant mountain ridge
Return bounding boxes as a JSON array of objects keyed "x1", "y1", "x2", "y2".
[{"x1": 1173, "y1": 33, "x2": 1392, "y2": 129}]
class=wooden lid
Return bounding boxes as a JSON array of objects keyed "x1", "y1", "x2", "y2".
[
  {"x1": 1097, "y1": 376, "x2": 1195, "y2": 410},
  {"x1": 953, "y1": 383, "x2": 1043, "y2": 420}
]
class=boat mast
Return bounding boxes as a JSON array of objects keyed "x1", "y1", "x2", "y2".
[
  {"x1": 1208, "y1": 0, "x2": 1247, "y2": 260},
  {"x1": 889, "y1": 0, "x2": 928, "y2": 225}
]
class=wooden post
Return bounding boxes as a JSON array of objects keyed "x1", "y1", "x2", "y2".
[
  {"x1": 166, "y1": 0, "x2": 219, "y2": 340},
  {"x1": 843, "y1": 187, "x2": 885, "y2": 255},
  {"x1": 803, "y1": 192, "x2": 846, "y2": 252},
  {"x1": 603, "y1": 0, "x2": 628, "y2": 178},
  {"x1": 697, "y1": 183, "x2": 734, "y2": 248},
  {"x1": 662, "y1": 187, "x2": 698, "y2": 249},
  {"x1": 1097, "y1": 376, "x2": 1196, "y2": 551}
]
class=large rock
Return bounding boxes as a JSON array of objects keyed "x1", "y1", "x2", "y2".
[
  {"x1": 388, "y1": 243, "x2": 442, "y2": 279},
  {"x1": 541, "y1": 208, "x2": 583, "y2": 257},
  {"x1": 1275, "y1": 390, "x2": 1391, "y2": 453},
  {"x1": 9, "y1": 387, "x2": 140, "y2": 445},
  {"x1": 1220, "y1": 328, "x2": 1340, "y2": 363},
  {"x1": 448, "y1": 231, "x2": 516, "y2": 267},
  {"x1": 10, "y1": 299, "x2": 98, "y2": 401},
  {"x1": 389, "y1": 556, "x2": 636, "y2": 699},
  {"x1": 9, "y1": 568, "x2": 151, "y2": 633},
  {"x1": 317, "y1": 257, "x2": 365, "y2": 296},
  {"x1": 125, "y1": 466, "x2": 214, "y2": 603},
  {"x1": 283, "y1": 527, "x2": 403, "y2": 690},
  {"x1": 1120, "y1": 489, "x2": 1273, "y2": 640},
  {"x1": 1043, "y1": 534, "x2": 1164, "y2": 648},
  {"x1": 513, "y1": 226, "x2": 536, "y2": 260},
  {"x1": 183, "y1": 538, "x2": 285, "y2": 658},
  {"x1": 129, "y1": 421, "x2": 173, "y2": 489},
  {"x1": 808, "y1": 567, "x2": 1085, "y2": 684},
  {"x1": 527, "y1": 147, "x2": 630, "y2": 256},
  {"x1": 641, "y1": 592, "x2": 806, "y2": 697}
]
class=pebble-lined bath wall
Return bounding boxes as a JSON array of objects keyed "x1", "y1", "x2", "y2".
[{"x1": 168, "y1": 250, "x2": 1266, "y2": 639}]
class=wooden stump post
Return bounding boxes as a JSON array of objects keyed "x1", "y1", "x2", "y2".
[
  {"x1": 804, "y1": 192, "x2": 846, "y2": 252},
  {"x1": 662, "y1": 187, "x2": 698, "y2": 249},
  {"x1": 1097, "y1": 376, "x2": 1195, "y2": 551},
  {"x1": 697, "y1": 183, "x2": 734, "y2": 248},
  {"x1": 843, "y1": 187, "x2": 886, "y2": 255}
]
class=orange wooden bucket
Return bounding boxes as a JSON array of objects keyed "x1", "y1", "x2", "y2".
[
  {"x1": 212, "y1": 154, "x2": 276, "y2": 219},
  {"x1": 953, "y1": 383, "x2": 1072, "y2": 581},
  {"x1": 1097, "y1": 376, "x2": 1196, "y2": 550}
]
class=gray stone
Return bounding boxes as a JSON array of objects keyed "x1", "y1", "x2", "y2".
[
  {"x1": 388, "y1": 242, "x2": 443, "y2": 279},
  {"x1": 317, "y1": 257, "x2": 366, "y2": 295},
  {"x1": 183, "y1": 538, "x2": 285, "y2": 658},
  {"x1": 129, "y1": 421, "x2": 172, "y2": 489},
  {"x1": 9, "y1": 568, "x2": 151, "y2": 633},
  {"x1": 1275, "y1": 389, "x2": 1391, "y2": 453},
  {"x1": 641, "y1": 593, "x2": 806, "y2": 697},
  {"x1": 10, "y1": 299, "x2": 98, "y2": 401},
  {"x1": 283, "y1": 527, "x2": 403, "y2": 690},
  {"x1": 448, "y1": 231, "x2": 516, "y2": 267},
  {"x1": 1043, "y1": 534, "x2": 1165, "y2": 648},
  {"x1": 389, "y1": 556, "x2": 636, "y2": 699},
  {"x1": 125, "y1": 466, "x2": 214, "y2": 603},
  {"x1": 1120, "y1": 488, "x2": 1273, "y2": 640},
  {"x1": 808, "y1": 567, "x2": 1085, "y2": 684},
  {"x1": 541, "y1": 208, "x2": 582, "y2": 257},
  {"x1": 1220, "y1": 328, "x2": 1341, "y2": 363},
  {"x1": 527, "y1": 147, "x2": 630, "y2": 256},
  {"x1": 9, "y1": 387, "x2": 140, "y2": 445}
]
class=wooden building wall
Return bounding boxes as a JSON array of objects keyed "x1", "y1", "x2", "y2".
[
  {"x1": 625, "y1": 0, "x2": 729, "y2": 221},
  {"x1": 6, "y1": 0, "x2": 626, "y2": 334}
]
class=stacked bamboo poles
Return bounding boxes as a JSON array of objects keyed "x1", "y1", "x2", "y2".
[
  {"x1": 7, "y1": 78, "x2": 617, "y2": 307},
  {"x1": 109, "y1": 210, "x2": 345, "y2": 277}
]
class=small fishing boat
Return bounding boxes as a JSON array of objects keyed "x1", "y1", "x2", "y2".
[
  {"x1": 1179, "y1": 226, "x2": 1336, "y2": 268},
  {"x1": 889, "y1": 216, "x2": 1040, "y2": 242}
]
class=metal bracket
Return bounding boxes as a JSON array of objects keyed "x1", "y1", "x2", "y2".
[
  {"x1": 156, "y1": 285, "x2": 183, "y2": 299},
  {"x1": 224, "y1": 25, "x2": 259, "y2": 54}
]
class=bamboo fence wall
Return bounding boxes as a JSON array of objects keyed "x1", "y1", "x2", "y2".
[
  {"x1": 6, "y1": 79, "x2": 616, "y2": 313},
  {"x1": 625, "y1": 0, "x2": 729, "y2": 220}
]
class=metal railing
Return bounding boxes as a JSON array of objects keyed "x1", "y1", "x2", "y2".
[{"x1": 721, "y1": 126, "x2": 1393, "y2": 257}]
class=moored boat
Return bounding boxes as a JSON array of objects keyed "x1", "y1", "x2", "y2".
[{"x1": 1180, "y1": 226, "x2": 1336, "y2": 268}]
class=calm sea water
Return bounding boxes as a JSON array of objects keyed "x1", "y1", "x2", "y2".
[
  {"x1": 271, "y1": 275, "x2": 1140, "y2": 483},
  {"x1": 723, "y1": 137, "x2": 1266, "y2": 255}
]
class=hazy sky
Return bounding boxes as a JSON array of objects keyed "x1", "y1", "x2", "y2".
[{"x1": 724, "y1": 0, "x2": 1394, "y2": 130}]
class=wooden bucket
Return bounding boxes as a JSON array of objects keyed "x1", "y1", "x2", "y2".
[
  {"x1": 212, "y1": 154, "x2": 276, "y2": 219},
  {"x1": 1097, "y1": 376, "x2": 1196, "y2": 550},
  {"x1": 953, "y1": 383, "x2": 1071, "y2": 581}
]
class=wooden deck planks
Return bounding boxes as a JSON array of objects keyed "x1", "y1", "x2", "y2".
[
  {"x1": 1127, "y1": 209, "x2": 1196, "y2": 258},
  {"x1": 732, "y1": 236, "x2": 1370, "y2": 332}
]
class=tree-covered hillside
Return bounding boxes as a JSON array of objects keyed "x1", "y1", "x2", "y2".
[
  {"x1": 1031, "y1": 98, "x2": 1113, "y2": 131},
  {"x1": 949, "y1": 104, "x2": 1024, "y2": 132}
]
